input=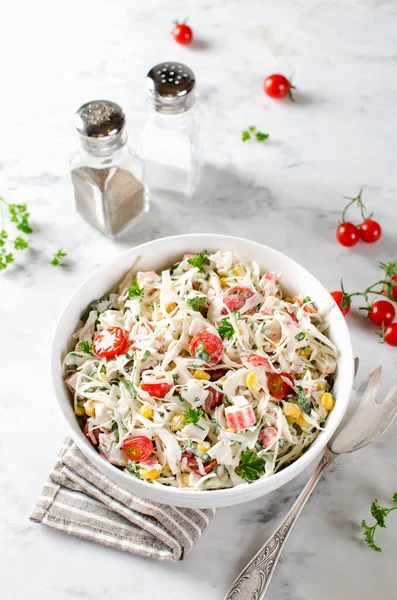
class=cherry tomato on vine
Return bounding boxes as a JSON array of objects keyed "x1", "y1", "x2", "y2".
[
  {"x1": 93, "y1": 327, "x2": 127, "y2": 358},
  {"x1": 122, "y1": 436, "x2": 153, "y2": 462},
  {"x1": 173, "y1": 22, "x2": 193, "y2": 45},
  {"x1": 330, "y1": 291, "x2": 351, "y2": 315},
  {"x1": 267, "y1": 372, "x2": 294, "y2": 399},
  {"x1": 336, "y1": 223, "x2": 360, "y2": 247},
  {"x1": 263, "y1": 74, "x2": 293, "y2": 99},
  {"x1": 384, "y1": 323, "x2": 397, "y2": 346},
  {"x1": 359, "y1": 219, "x2": 382, "y2": 243},
  {"x1": 189, "y1": 332, "x2": 224, "y2": 365},
  {"x1": 369, "y1": 300, "x2": 395, "y2": 326}
]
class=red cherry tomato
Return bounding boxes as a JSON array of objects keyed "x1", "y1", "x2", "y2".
[
  {"x1": 141, "y1": 382, "x2": 172, "y2": 398},
  {"x1": 359, "y1": 219, "x2": 382, "y2": 243},
  {"x1": 336, "y1": 223, "x2": 360, "y2": 247},
  {"x1": 384, "y1": 323, "x2": 397, "y2": 346},
  {"x1": 93, "y1": 327, "x2": 127, "y2": 358},
  {"x1": 330, "y1": 291, "x2": 351, "y2": 316},
  {"x1": 259, "y1": 426, "x2": 278, "y2": 448},
  {"x1": 122, "y1": 436, "x2": 153, "y2": 462},
  {"x1": 173, "y1": 22, "x2": 193, "y2": 45},
  {"x1": 369, "y1": 300, "x2": 395, "y2": 326},
  {"x1": 222, "y1": 286, "x2": 254, "y2": 313},
  {"x1": 263, "y1": 74, "x2": 292, "y2": 99},
  {"x1": 203, "y1": 459, "x2": 217, "y2": 474},
  {"x1": 267, "y1": 372, "x2": 294, "y2": 399},
  {"x1": 189, "y1": 332, "x2": 224, "y2": 365}
]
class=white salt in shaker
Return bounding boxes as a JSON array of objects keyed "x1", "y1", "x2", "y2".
[
  {"x1": 70, "y1": 100, "x2": 147, "y2": 237},
  {"x1": 141, "y1": 62, "x2": 203, "y2": 198}
]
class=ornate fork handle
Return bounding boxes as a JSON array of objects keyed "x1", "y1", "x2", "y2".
[{"x1": 225, "y1": 448, "x2": 336, "y2": 600}]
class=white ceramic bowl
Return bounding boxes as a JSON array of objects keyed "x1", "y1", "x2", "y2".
[{"x1": 52, "y1": 234, "x2": 354, "y2": 508}]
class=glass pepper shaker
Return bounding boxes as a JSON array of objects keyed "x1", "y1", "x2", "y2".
[
  {"x1": 141, "y1": 62, "x2": 203, "y2": 198},
  {"x1": 70, "y1": 100, "x2": 146, "y2": 238}
]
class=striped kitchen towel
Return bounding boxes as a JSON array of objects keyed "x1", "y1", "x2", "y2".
[{"x1": 30, "y1": 438, "x2": 215, "y2": 561}]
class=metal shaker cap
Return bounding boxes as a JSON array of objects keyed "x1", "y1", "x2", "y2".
[
  {"x1": 146, "y1": 62, "x2": 195, "y2": 114},
  {"x1": 74, "y1": 100, "x2": 127, "y2": 155}
]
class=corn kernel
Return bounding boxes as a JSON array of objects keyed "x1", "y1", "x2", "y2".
[
  {"x1": 99, "y1": 371, "x2": 106, "y2": 379},
  {"x1": 84, "y1": 401, "x2": 96, "y2": 417},
  {"x1": 193, "y1": 369, "x2": 211, "y2": 381},
  {"x1": 234, "y1": 266, "x2": 245, "y2": 277},
  {"x1": 140, "y1": 405, "x2": 154, "y2": 419},
  {"x1": 197, "y1": 442, "x2": 210, "y2": 455},
  {"x1": 170, "y1": 414, "x2": 185, "y2": 431},
  {"x1": 217, "y1": 377, "x2": 226, "y2": 387},
  {"x1": 166, "y1": 302, "x2": 178, "y2": 314},
  {"x1": 320, "y1": 392, "x2": 335, "y2": 411},
  {"x1": 75, "y1": 404, "x2": 85, "y2": 416},
  {"x1": 141, "y1": 468, "x2": 159, "y2": 480},
  {"x1": 295, "y1": 416, "x2": 307, "y2": 428},
  {"x1": 284, "y1": 297, "x2": 294, "y2": 303},
  {"x1": 226, "y1": 427, "x2": 236, "y2": 433},
  {"x1": 283, "y1": 402, "x2": 302, "y2": 423},
  {"x1": 298, "y1": 347, "x2": 312, "y2": 357},
  {"x1": 153, "y1": 307, "x2": 162, "y2": 321},
  {"x1": 246, "y1": 372, "x2": 261, "y2": 393},
  {"x1": 181, "y1": 473, "x2": 190, "y2": 486},
  {"x1": 220, "y1": 277, "x2": 229, "y2": 287},
  {"x1": 316, "y1": 382, "x2": 325, "y2": 391}
]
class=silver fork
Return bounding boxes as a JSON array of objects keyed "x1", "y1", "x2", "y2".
[{"x1": 225, "y1": 366, "x2": 397, "y2": 600}]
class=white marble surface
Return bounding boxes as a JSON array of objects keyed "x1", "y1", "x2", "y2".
[{"x1": 2, "y1": 0, "x2": 397, "y2": 598}]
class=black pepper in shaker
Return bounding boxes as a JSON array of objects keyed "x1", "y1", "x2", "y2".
[{"x1": 70, "y1": 100, "x2": 147, "y2": 237}]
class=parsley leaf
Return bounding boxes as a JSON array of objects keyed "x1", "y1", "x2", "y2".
[
  {"x1": 111, "y1": 421, "x2": 120, "y2": 442},
  {"x1": 237, "y1": 450, "x2": 265, "y2": 482},
  {"x1": 184, "y1": 407, "x2": 205, "y2": 425},
  {"x1": 0, "y1": 198, "x2": 32, "y2": 272},
  {"x1": 255, "y1": 131, "x2": 270, "y2": 141},
  {"x1": 14, "y1": 235, "x2": 28, "y2": 250},
  {"x1": 302, "y1": 296, "x2": 312, "y2": 304},
  {"x1": 187, "y1": 251, "x2": 210, "y2": 273},
  {"x1": 241, "y1": 126, "x2": 270, "y2": 143},
  {"x1": 295, "y1": 332, "x2": 305, "y2": 341},
  {"x1": 242, "y1": 130, "x2": 250, "y2": 142},
  {"x1": 361, "y1": 493, "x2": 397, "y2": 552},
  {"x1": 119, "y1": 377, "x2": 136, "y2": 398},
  {"x1": 170, "y1": 262, "x2": 180, "y2": 275},
  {"x1": 127, "y1": 279, "x2": 144, "y2": 298},
  {"x1": 125, "y1": 463, "x2": 141, "y2": 479},
  {"x1": 218, "y1": 317, "x2": 235, "y2": 340},
  {"x1": 296, "y1": 386, "x2": 312, "y2": 415},
  {"x1": 187, "y1": 296, "x2": 206, "y2": 312},
  {"x1": 50, "y1": 249, "x2": 67, "y2": 266},
  {"x1": 79, "y1": 340, "x2": 94, "y2": 355},
  {"x1": 172, "y1": 374, "x2": 179, "y2": 381}
]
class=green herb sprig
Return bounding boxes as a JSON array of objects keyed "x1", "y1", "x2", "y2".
[
  {"x1": 50, "y1": 249, "x2": 67, "y2": 266},
  {"x1": 218, "y1": 317, "x2": 235, "y2": 340},
  {"x1": 237, "y1": 450, "x2": 265, "y2": 481},
  {"x1": 242, "y1": 126, "x2": 269, "y2": 143},
  {"x1": 187, "y1": 296, "x2": 206, "y2": 312},
  {"x1": 184, "y1": 407, "x2": 205, "y2": 425},
  {"x1": 296, "y1": 386, "x2": 312, "y2": 415},
  {"x1": 0, "y1": 197, "x2": 33, "y2": 270},
  {"x1": 79, "y1": 340, "x2": 94, "y2": 355},
  {"x1": 127, "y1": 279, "x2": 144, "y2": 298},
  {"x1": 187, "y1": 251, "x2": 210, "y2": 273},
  {"x1": 362, "y1": 493, "x2": 397, "y2": 552}
]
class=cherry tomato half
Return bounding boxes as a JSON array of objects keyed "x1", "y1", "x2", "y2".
[
  {"x1": 336, "y1": 223, "x2": 360, "y2": 247},
  {"x1": 263, "y1": 74, "x2": 292, "y2": 99},
  {"x1": 222, "y1": 286, "x2": 254, "y2": 313},
  {"x1": 267, "y1": 372, "x2": 294, "y2": 400},
  {"x1": 93, "y1": 327, "x2": 127, "y2": 359},
  {"x1": 181, "y1": 452, "x2": 217, "y2": 474},
  {"x1": 173, "y1": 23, "x2": 193, "y2": 45},
  {"x1": 384, "y1": 323, "x2": 397, "y2": 346},
  {"x1": 189, "y1": 332, "x2": 224, "y2": 365},
  {"x1": 360, "y1": 219, "x2": 382, "y2": 244},
  {"x1": 141, "y1": 382, "x2": 172, "y2": 398},
  {"x1": 369, "y1": 300, "x2": 395, "y2": 326},
  {"x1": 330, "y1": 291, "x2": 351, "y2": 316},
  {"x1": 83, "y1": 423, "x2": 101, "y2": 446},
  {"x1": 122, "y1": 436, "x2": 153, "y2": 462}
]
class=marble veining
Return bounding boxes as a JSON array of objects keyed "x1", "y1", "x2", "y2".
[{"x1": 1, "y1": 0, "x2": 397, "y2": 598}]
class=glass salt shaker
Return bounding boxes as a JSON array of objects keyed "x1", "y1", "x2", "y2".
[
  {"x1": 70, "y1": 100, "x2": 147, "y2": 237},
  {"x1": 141, "y1": 62, "x2": 203, "y2": 198}
]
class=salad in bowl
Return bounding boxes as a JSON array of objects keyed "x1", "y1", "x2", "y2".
[{"x1": 63, "y1": 249, "x2": 339, "y2": 492}]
